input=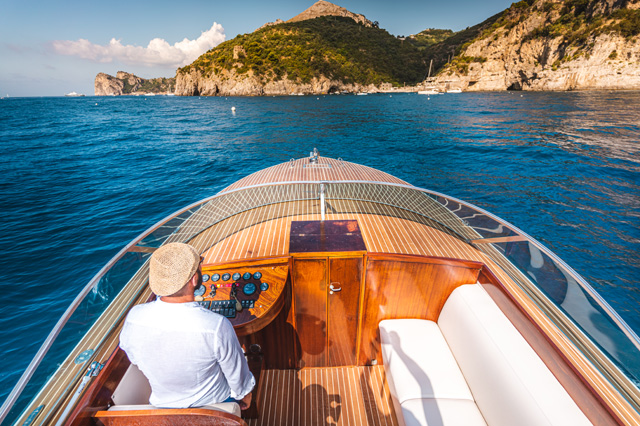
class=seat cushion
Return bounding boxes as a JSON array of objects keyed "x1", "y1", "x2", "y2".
[
  {"x1": 438, "y1": 284, "x2": 591, "y2": 426},
  {"x1": 379, "y1": 319, "x2": 474, "y2": 404},
  {"x1": 108, "y1": 403, "x2": 241, "y2": 417},
  {"x1": 401, "y1": 398, "x2": 487, "y2": 426}
]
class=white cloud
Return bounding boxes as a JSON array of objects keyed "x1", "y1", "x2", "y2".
[{"x1": 51, "y1": 23, "x2": 225, "y2": 67}]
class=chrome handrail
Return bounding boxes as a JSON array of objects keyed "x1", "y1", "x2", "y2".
[{"x1": 2, "y1": 177, "x2": 639, "y2": 422}]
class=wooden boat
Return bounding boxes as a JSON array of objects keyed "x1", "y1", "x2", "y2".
[{"x1": 2, "y1": 150, "x2": 640, "y2": 426}]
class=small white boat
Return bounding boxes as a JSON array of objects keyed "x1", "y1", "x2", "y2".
[
  {"x1": 65, "y1": 92, "x2": 85, "y2": 97},
  {"x1": 418, "y1": 89, "x2": 439, "y2": 95},
  {"x1": 447, "y1": 88, "x2": 463, "y2": 93}
]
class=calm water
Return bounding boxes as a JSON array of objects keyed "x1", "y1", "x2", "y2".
[{"x1": 0, "y1": 92, "x2": 638, "y2": 402}]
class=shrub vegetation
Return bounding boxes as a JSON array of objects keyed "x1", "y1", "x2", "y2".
[{"x1": 179, "y1": 16, "x2": 426, "y2": 86}]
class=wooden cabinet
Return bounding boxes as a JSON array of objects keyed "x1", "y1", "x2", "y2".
[{"x1": 292, "y1": 256, "x2": 363, "y2": 368}]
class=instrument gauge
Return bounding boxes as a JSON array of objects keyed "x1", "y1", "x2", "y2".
[
  {"x1": 194, "y1": 284, "x2": 206, "y2": 297},
  {"x1": 260, "y1": 282, "x2": 269, "y2": 291},
  {"x1": 202, "y1": 274, "x2": 210, "y2": 282},
  {"x1": 211, "y1": 274, "x2": 220, "y2": 282},
  {"x1": 222, "y1": 273, "x2": 231, "y2": 281},
  {"x1": 232, "y1": 272, "x2": 241, "y2": 281},
  {"x1": 243, "y1": 283, "x2": 257, "y2": 296},
  {"x1": 253, "y1": 271, "x2": 262, "y2": 280},
  {"x1": 243, "y1": 272, "x2": 252, "y2": 280}
]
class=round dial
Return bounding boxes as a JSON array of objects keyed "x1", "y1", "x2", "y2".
[
  {"x1": 202, "y1": 274, "x2": 210, "y2": 282},
  {"x1": 260, "y1": 282, "x2": 269, "y2": 291},
  {"x1": 222, "y1": 273, "x2": 231, "y2": 281},
  {"x1": 211, "y1": 273, "x2": 220, "y2": 282},
  {"x1": 243, "y1": 283, "x2": 257, "y2": 296},
  {"x1": 243, "y1": 272, "x2": 252, "y2": 280},
  {"x1": 253, "y1": 271, "x2": 262, "y2": 280},
  {"x1": 232, "y1": 272, "x2": 241, "y2": 281},
  {"x1": 194, "y1": 284, "x2": 206, "y2": 297}
]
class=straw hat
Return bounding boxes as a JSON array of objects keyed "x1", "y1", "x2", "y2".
[{"x1": 149, "y1": 242, "x2": 200, "y2": 296}]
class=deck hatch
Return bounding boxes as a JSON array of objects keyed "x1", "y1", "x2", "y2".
[{"x1": 289, "y1": 220, "x2": 366, "y2": 253}]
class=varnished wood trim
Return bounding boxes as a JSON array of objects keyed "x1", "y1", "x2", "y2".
[
  {"x1": 290, "y1": 250, "x2": 367, "y2": 259},
  {"x1": 223, "y1": 156, "x2": 408, "y2": 192},
  {"x1": 367, "y1": 252, "x2": 485, "y2": 269},
  {"x1": 128, "y1": 246, "x2": 157, "y2": 253},
  {"x1": 68, "y1": 348, "x2": 131, "y2": 426},
  {"x1": 359, "y1": 254, "x2": 481, "y2": 365},
  {"x1": 94, "y1": 407, "x2": 247, "y2": 426},
  {"x1": 202, "y1": 256, "x2": 290, "y2": 269}
]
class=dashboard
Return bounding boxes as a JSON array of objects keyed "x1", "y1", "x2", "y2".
[{"x1": 196, "y1": 261, "x2": 289, "y2": 336}]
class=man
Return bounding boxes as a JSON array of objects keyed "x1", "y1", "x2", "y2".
[{"x1": 120, "y1": 242, "x2": 254, "y2": 409}]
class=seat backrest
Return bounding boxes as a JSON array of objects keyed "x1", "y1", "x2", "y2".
[
  {"x1": 438, "y1": 284, "x2": 591, "y2": 426},
  {"x1": 110, "y1": 364, "x2": 240, "y2": 417},
  {"x1": 111, "y1": 363, "x2": 151, "y2": 406},
  {"x1": 94, "y1": 407, "x2": 247, "y2": 426}
]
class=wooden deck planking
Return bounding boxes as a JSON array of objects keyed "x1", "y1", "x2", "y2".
[
  {"x1": 224, "y1": 157, "x2": 408, "y2": 192},
  {"x1": 246, "y1": 366, "x2": 398, "y2": 426},
  {"x1": 200, "y1": 212, "x2": 495, "y2": 265}
]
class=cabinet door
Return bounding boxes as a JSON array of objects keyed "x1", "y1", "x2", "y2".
[
  {"x1": 292, "y1": 258, "x2": 327, "y2": 368},
  {"x1": 328, "y1": 257, "x2": 362, "y2": 366}
]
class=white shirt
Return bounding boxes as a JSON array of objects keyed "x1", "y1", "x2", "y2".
[{"x1": 119, "y1": 299, "x2": 255, "y2": 408}]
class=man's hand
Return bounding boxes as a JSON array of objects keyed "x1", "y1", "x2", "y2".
[{"x1": 238, "y1": 392, "x2": 252, "y2": 410}]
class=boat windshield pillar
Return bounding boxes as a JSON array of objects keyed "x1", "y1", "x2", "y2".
[{"x1": 320, "y1": 183, "x2": 326, "y2": 221}]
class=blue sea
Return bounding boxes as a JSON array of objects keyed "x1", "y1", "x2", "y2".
[{"x1": 0, "y1": 92, "x2": 638, "y2": 403}]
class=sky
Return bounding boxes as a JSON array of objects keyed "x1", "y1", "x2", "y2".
[{"x1": 0, "y1": 0, "x2": 515, "y2": 97}]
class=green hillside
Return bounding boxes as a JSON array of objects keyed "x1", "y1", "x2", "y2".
[
  {"x1": 179, "y1": 16, "x2": 427, "y2": 87},
  {"x1": 407, "y1": 29, "x2": 455, "y2": 49}
]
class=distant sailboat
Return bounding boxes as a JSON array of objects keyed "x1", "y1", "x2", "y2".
[{"x1": 418, "y1": 60, "x2": 439, "y2": 95}]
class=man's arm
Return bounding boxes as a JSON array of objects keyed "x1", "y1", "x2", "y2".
[
  {"x1": 238, "y1": 392, "x2": 252, "y2": 410},
  {"x1": 215, "y1": 319, "x2": 256, "y2": 402}
]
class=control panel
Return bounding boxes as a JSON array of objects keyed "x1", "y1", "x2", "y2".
[
  {"x1": 196, "y1": 261, "x2": 289, "y2": 335},
  {"x1": 195, "y1": 269, "x2": 270, "y2": 319}
]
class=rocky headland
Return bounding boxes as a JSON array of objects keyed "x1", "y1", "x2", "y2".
[
  {"x1": 433, "y1": 0, "x2": 640, "y2": 91},
  {"x1": 94, "y1": 72, "x2": 175, "y2": 96}
]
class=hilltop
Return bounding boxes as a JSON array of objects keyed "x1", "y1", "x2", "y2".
[
  {"x1": 175, "y1": 2, "x2": 424, "y2": 96},
  {"x1": 431, "y1": 0, "x2": 640, "y2": 91}
]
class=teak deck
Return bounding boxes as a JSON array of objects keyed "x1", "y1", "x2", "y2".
[{"x1": 246, "y1": 366, "x2": 398, "y2": 426}]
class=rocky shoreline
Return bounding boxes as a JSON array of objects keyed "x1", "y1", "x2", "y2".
[{"x1": 95, "y1": 1, "x2": 640, "y2": 96}]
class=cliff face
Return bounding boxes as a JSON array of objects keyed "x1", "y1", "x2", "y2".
[
  {"x1": 434, "y1": 0, "x2": 640, "y2": 91},
  {"x1": 95, "y1": 73, "x2": 124, "y2": 96},
  {"x1": 175, "y1": 68, "x2": 376, "y2": 96},
  {"x1": 94, "y1": 72, "x2": 176, "y2": 95}
]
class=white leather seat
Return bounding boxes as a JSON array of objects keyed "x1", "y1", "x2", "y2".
[
  {"x1": 438, "y1": 284, "x2": 592, "y2": 426},
  {"x1": 110, "y1": 363, "x2": 240, "y2": 417},
  {"x1": 379, "y1": 319, "x2": 473, "y2": 402},
  {"x1": 379, "y1": 284, "x2": 592, "y2": 426},
  {"x1": 107, "y1": 403, "x2": 241, "y2": 417},
  {"x1": 379, "y1": 319, "x2": 486, "y2": 426},
  {"x1": 401, "y1": 399, "x2": 487, "y2": 426}
]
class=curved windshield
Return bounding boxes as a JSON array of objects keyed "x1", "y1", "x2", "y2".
[{"x1": 2, "y1": 180, "x2": 639, "y2": 425}]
